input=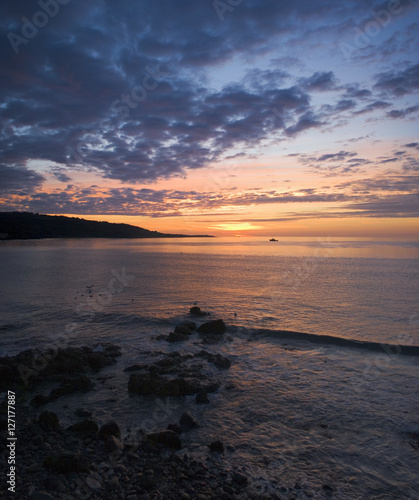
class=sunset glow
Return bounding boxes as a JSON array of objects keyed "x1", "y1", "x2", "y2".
[{"x1": 1, "y1": 1, "x2": 418, "y2": 237}]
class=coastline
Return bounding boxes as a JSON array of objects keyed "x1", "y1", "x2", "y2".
[
  {"x1": 1, "y1": 307, "x2": 419, "y2": 499},
  {"x1": 0, "y1": 315, "x2": 260, "y2": 500}
]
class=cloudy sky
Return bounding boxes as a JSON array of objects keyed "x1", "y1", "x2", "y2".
[{"x1": 1, "y1": 0, "x2": 418, "y2": 236}]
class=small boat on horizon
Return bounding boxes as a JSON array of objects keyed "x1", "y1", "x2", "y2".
[{"x1": 269, "y1": 238, "x2": 278, "y2": 242}]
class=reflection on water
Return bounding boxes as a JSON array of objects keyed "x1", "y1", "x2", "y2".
[
  {"x1": 0, "y1": 237, "x2": 418, "y2": 498},
  {"x1": 2, "y1": 236, "x2": 419, "y2": 258}
]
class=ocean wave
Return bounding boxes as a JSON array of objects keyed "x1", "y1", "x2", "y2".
[{"x1": 229, "y1": 325, "x2": 419, "y2": 356}]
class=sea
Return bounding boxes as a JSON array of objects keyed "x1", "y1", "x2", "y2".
[{"x1": 1, "y1": 236, "x2": 418, "y2": 499}]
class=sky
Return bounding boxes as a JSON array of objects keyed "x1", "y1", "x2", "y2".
[{"x1": 1, "y1": 0, "x2": 418, "y2": 237}]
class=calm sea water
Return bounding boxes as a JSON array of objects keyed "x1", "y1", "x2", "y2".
[{"x1": 1, "y1": 237, "x2": 418, "y2": 498}]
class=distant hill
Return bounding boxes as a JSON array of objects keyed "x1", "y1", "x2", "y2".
[{"x1": 0, "y1": 212, "x2": 213, "y2": 240}]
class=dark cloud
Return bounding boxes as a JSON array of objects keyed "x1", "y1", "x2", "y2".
[
  {"x1": 387, "y1": 105, "x2": 419, "y2": 119},
  {"x1": 293, "y1": 150, "x2": 371, "y2": 176},
  {"x1": 374, "y1": 63, "x2": 419, "y2": 96},
  {"x1": 2, "y1": 171, "x2": 419, "y2": 220},
  {"x1": 353, "y1": 100, "x2": 391, "y2": 115},
  {"x1": 300, "y1": 71, "x2": 339, "y2": 92},
  {"x1": 346, "y1": 194, "x2": 419, "y2": 217},
  {"x1": 285, "y1": 112, "x2": 325, "y2": 136},
  {"x1": 52, "y1": 171, "x2": 72, "y2": 183},
  {"x1": 316, "y1": 151, "x2": 357, "y2": 163},
  {"x1": 0, "y1": 164, "x2": 45, "y2": 194},
  {"x1": 0, "y1": 0, "x2": 418, "y2": 192}
]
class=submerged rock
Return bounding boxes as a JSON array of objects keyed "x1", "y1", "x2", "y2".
[
  {"x1": 179, "y1": 411, "x2": 200, "y2": 430},
  {"x1": 174, "y1": 323, "x2": 195, "y2": 335},
  {"x1": 195, "y1": 350, "x2": 231, "y2": 369},
  {"x1": 49, "y1": 375, "x2": 94, "y2": 400},
  {"x1": 189, "y1": 306, "x2": 210, "y2": 317},
  {"x1": 197, "y1": 319, "x2": 226, "y2": 336},
  {"x1": 195, "y1": 390, "x2": 210, "y2": 404},
  {"x1": 167, "y1": 331, "x2": 189, "y2": 343},
  {"x1": 128, "y1": 373, "x2": 220, "y2": 397},
  {"x1": 209, "y1": 440, "x2": 224, "y2": 454}
]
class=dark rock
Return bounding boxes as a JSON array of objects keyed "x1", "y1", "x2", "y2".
[
  {"x1": 114, "y1": 464, "x2": 127, "y2": 474},
  {"x1": 167, "y1": 423, "x2": 182, "y2": 434},
  {"x1": 0, "y1": 344, "x2": 120, "y2": 392},
  {"x1": 167, "y1": 331, "x2": 189, "y2": 343},
  {"x1": 407, "y1": 431, "x2": 419, "y2": 451},
  {"x1": 195, "y1": 350, "x2": 231, "y2": 369},
  {"x1": 99, "y1": 420, "x2": 121, "y2": 440},
  {"x1": 189, "y1": 306, "x2": 210, "y2": 317},
  {"x1": 43, "y1": 452, "x2": 90, "y2": 473},
  {"x1": 105, "y1": 435, "x2": 124, "y2": 453},
  {"x1": 67, "y1": 418, "x2": 98, "y2": 437},
  {"x1": 179, "y1": 411, "x2": 200, "y2": 429},
  {"x1": 214, "y1": 354, "x2": 231, "y2": 369},
  {"x1": 180, "y1": 321, "x2": 197, "y2": 331},
  {"x1": 128, "y1": 373, "x2": 217, "y2": 397},
  {"x1": 197, "y1": 319, "x2": 226, "y2": 336},
  {"x1": 108, "y1": 476, "x2": 120, "y2": 489},
  {"x1": 48, "y1": 375, "x2": 94, "y2": 401},
  {"x1": 196, "y1": 390, "x2": 210, "y2": 404},
  {"x1": 124, "y1": 363, "x2": 147, "y2": 372},
  {"x1": 38, "y1": 411, "x2": 59, "y2": 430},
  {"x1": 322, "y1": 484, "x2": 334, "y2": 494},
  {"x1": 75, "y1": 408, "x2": 92, "y2": 418},
  {"x1": 154, "y1": 356, "x2": 177, "y2": 368},
  {"x1": 31, "y1": 394, "x2": 50, "y2": 407},
  {"x1": 209, "y1": 440, "x2": 224, "y2": 453},
  {"x1": 232, "y1": 471, "x2": 248, "y2": 486},
  {"x1": 205, "y1": 381, "x2": 222, "y2": 393},
  {"x1": 146, "y1": 430, "x2": 182, "y2": 450},
  {"x1": 174, "y1": 324, "x2": 194, "y2": 335}
]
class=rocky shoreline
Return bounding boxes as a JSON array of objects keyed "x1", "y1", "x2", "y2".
[{"x1": 0, "y1": 308, "x2": 282, "y2": 500}]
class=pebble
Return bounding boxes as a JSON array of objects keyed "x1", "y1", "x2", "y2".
[
  {"x1": 85, "y1": 477, "x2": 102, "y2": 490},
  {"x1": 0, "y1": 340, "x2": 264, "y2": 500},
  {"x1": 108, "y1": 476, "x2": 120, "y2": 489},
  {"x1": 114, "y1": 464, "x2": 127, "y2": 474}
]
